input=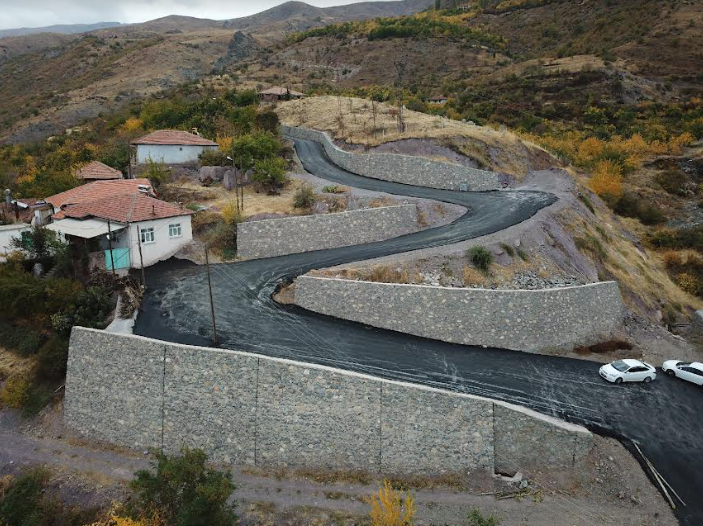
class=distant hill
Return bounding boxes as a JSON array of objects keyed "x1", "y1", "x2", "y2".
[{"x1": 0, "y1": 22, "x2": 122, "y2": 38}]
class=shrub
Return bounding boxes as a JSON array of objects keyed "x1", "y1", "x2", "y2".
[
  {"x1": 0, "y1": 468, "x2": 50, "y2": 526},
  {"x1": 499, "y1": 243, "x2": 514, "y2": 257},
  {"x1": 467, "y1": 508, "x2": 501, "y2": 526},
  {"x1": 648, "y1": 226, "x2": 703, "y2": 252},
  {"x1": 578, "y1": 193, "x2": 595, "y2": 213},
  {"x1": 293, "y1": 184, "x2": 316, "y2": 209},
  {"x1": 128, "y1": 448, "x2": 237, "y2": 526},
  {"x1": 575, "y1": 235, "x2": 607, "y2": 261},
  {"x1": 655, "y1": 169, "x2": 689, "y2": 196},
  {"x1": 0, "y1": 376, "x2": 33, "y2": 410},
  {"x1": 588, "y1": 160, "x2": 623, "y2": 204},
  {"x1": 0, "y1": 321, "x2": 45, "y2": 356},
  {"x1": 322, "y1": 185, "x2": 346, "y2": 194},
  {"x1": 199, "y1": 149, "x2": 228, "y2": 167},
  {"x1": 467, "y1": 246, "x2": 493, "y2": 273},
  {"x1": 35, "y1": 336, "x2": 69, "y2": 382},
  {"x1": 613, "y1": 194, "x2": 664, "y2": 225},
  {"x1": 368, "y1": 479, "x2": 415, "y2": 526},
  {"x1": 220, "y1": 202, "x2": 243, "y2": 225},
  {"x1": 251, "y1": 157, "x2": 288, "y2": 194}
]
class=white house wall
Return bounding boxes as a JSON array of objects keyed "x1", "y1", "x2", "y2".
[
  {"x1": 0, "y1": 224, "x2": 30, "y2": 256},
  {"x1": 136, "y1": 144, "x2": 217, "y2": 165},
  {"x1": 114, "y1": 215, "x2": 193, "y2": 268}
]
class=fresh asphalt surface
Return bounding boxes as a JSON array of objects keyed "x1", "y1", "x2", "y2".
[{"x1": 135, "y1": 138, "x2": 703, "y2": 525}]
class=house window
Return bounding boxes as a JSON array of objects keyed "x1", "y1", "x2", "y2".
[
  {"x1": 169, "y1": 223, "x2": 182, "y2": 238},
  {"x1": 140, "y1": 227, "x2": 155, "y2": 244}
]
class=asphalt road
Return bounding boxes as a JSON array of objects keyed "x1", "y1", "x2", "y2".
[{"x1": 135, "y1": 138, "x2": 703, "y2": 525}]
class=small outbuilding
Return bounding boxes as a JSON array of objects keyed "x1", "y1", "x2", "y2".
[
  {"x1": 259, "y1": 86, "x2": 305, "y2": 103},
  {"x1": 131, "y1": 130, "x2": 218, "y2": 165},
  {"x1": 429, "y1": 95, "x2": 449, "y2": 105},
  {"x1": 75, "y1": 161, "x2": 123, "y2": 181}
]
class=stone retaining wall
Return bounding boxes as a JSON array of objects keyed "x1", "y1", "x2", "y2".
[
  {"x1": 65, "y1": 328, "x2": 592, "y2": 475},
  {"x1": 282, "y1": 125, "x2": 501, "y2": 191},
  {"x1": 237, "y1": 205, "x2": 417, "y2": 260},
  {"x1": 294, "y1": 276, "x2": 625, "y2": 353}
]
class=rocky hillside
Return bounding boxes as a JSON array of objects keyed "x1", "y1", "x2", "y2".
[{"x1": 0, "y1": 0, "x2": 433, "y2": 144}]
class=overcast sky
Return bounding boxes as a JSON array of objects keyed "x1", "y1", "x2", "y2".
[{"x1": 0, "y1": 0, "x2": 388, "y2": 30}]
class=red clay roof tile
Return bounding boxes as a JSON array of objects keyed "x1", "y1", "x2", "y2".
[
  {"x1": 75, "y1": 161, "x2": 123, "y2": 180},
  {"x1": 131, "y1": 130, "x2": 218, "y2": 146}
]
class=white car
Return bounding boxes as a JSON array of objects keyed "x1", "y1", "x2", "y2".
[
  {"x1": 599, "y1": 359, "x2": 657, "y2": 384},
  {"x1": 661, "y1": 361, "x2": 703, "y2": 387}
]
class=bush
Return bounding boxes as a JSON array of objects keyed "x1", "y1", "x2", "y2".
[
  {"x1": 655, "y1": 169, "x2": 689, "y2": 196},
  {"x1": 588, "y1": 160, "x2": 623, "y2": 205},
  {"x1": 499, "y1": 243, "x2": 514, "y2": 257},
  {"x1": 251, "y1": 157, "x2": 288, "y2": 194},
  {"x1": 613, "y1": 194, "x2": 664, "y2": 225},
  {"x1": 199, "y1": 149, "x2": 228, "y2": 167},
  {"x1": 321, "y1": 185, "x2": 346, "y2": 194},
  {"x1": 0, "y1": 321, "x2": 45, "y2": 356},
  {"x1": 293, "y1": 184, "x2": 316, "y2": 209},
  {"x1": 467, "y1": 246, "x2": 493, "y2": 273},
  {"x1": 128, "y1": 448, "x2": 236, "y2": 526},
  {"x1": 649, "y1": 225, "x2": 703, "y2": 252},
  {"x1": 0, "y1": 467, "x2": 97, "y2": 526},
  {"x1": 0, "y1": 468, "x2": 50, "y2": 526},
  {"x1": 575, "y1": 235, "x2": 607, "y2": 261},
  {"x1": 467, "y1": 508, "x2": 501, "y2": 526},
  {"x1": 368, "y1": 479, "x2": 415, "y2": 526},
  {"x1": 0, "y1": 376, "x2": 33, "y2": 410},
  {"x1": 36, "y1": 336, "x2": 69, "y2": 382}
]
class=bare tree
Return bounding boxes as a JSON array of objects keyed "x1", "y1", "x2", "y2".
[{"x1": 394, "y1": 56, "x2": 408, "y2": 134}]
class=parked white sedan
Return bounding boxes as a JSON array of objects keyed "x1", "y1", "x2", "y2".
[
  {"x1": 599, "y1": 359, "x2": 657, "y2": 384},
  {"x1": 661, "y1": 361, "x2": 703, "y2": 387}
]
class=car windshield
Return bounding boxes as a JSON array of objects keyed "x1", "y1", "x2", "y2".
[
  {"x1": 679, "y1": 362, "x2": 691, "y2": 367},
  {"x1": 611, "y1": 361, "x2": 630, "y2": 372}
]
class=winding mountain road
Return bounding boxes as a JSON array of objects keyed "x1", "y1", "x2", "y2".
[{"x1": 135, "y1": 137, "x2": 703, "y2": 525}]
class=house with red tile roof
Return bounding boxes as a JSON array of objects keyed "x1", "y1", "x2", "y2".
[
  {"x1": 259, "y1": 86, "x2": 304, "y2": 103},
  {"x1": 132, "y1": 130, "x2": 218, "y2": 165},
  {"x1": 45, "y1": 179, "x2": 192, "y2": 270},
  {"x1": 75, "y1": 161, "x2": 123, "y2": 181}
]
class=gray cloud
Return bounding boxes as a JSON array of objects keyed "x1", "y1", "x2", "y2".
[{"x1": 0, "y1": 0, "x2": 378, "y2": 30}]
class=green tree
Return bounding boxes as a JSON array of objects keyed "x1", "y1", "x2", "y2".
[
  {"x1": 251, "y1": 157, "x2": 288, "y2": 194},
  {"x1": 128, "y1": 448, "x2": 236, "y2": 526},
  {"x1": 231, "y1": 131, "x2": 281, "y2": 172},
  {"x1": 10, "y1": 225, "x2": 66, "y2": 261},
  {"x1": 143, "y1": 157, "x2": 171, "y2": 190}
]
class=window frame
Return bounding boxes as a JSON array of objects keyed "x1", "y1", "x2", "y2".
[
  {"x1": 169, "y1": 223, "x2": 182, "y2": 238},
  {"x1": 140, "y1": 226, "x2": 155, "y2": 245}
]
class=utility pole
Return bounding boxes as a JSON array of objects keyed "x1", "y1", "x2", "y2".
[
  {"x1": 204, "y1": 246, "x2": 218, "y2": 345},
  {"x1": 137, "y1": 229, "x2": 146, "y2": 288},
  {"x1": 107, "y1": 219, "x2": 116, "y2": 276}
]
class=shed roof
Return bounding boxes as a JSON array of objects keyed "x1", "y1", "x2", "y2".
[
  {"x1": 75, "y1": 161, "x2": 123, "y2": 180},
  {"x1": 259, "y1": 86, "x2": 304, "y2": 97},
  {"x1": 132, "y1": 130, "x2": 218, "y2": 146}
]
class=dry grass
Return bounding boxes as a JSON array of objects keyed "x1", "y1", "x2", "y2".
[
  {"x1": 276, "y1": 96, "x2": 553, "y2": 177},
  {"x1": 0, "y1": 348, "x2": 35, "y2": 380},
  {"x1": 164, "y1": 179, "x2": 308, "y2": 219}
]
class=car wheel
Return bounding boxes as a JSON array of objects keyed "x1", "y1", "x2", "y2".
[
  {"x1": 666, "y1": 369, "x2": 675, "y2": 377},
  {"x1": 615, "y1": 377, "x2": 623, "y2": 385},
  {"x1": 644, "y1": 376, "x2": 652, "y2": 383}
]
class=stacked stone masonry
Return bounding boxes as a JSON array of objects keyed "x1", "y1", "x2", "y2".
[
  {"x1": 282, "y1": 125, "x2": 501, "y2": 191},
  {"x1": 65, "y1": 328, "x2": 592, "y2": 475},
  {"x1": 237, "y1": 205, "x2": 418, "y2": 260},
  {"x1": 294, "y1": 276, "x2": 625, "y2": 353}
]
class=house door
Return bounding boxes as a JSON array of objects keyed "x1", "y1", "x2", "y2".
[{"x1": 106, "y1": 248, "x2": 131, "y2": 271}]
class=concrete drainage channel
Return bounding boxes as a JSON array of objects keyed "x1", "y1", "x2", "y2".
[{"x1": 119, "y1": 130, "x2": 703, "y2": 525}]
